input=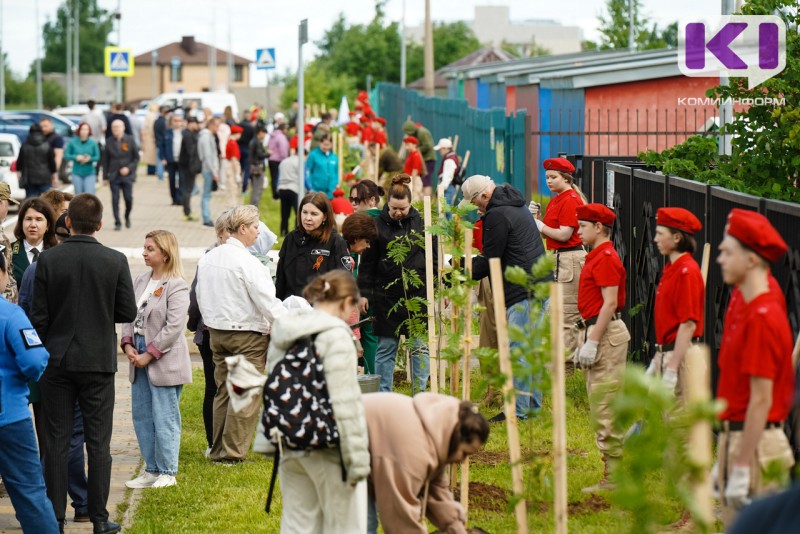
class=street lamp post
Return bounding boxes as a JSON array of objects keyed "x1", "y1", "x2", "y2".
[
  {"x1": 297, "y1": 19, "x2": 308, "y2": 205},
  {"x1": 115, "y1": 0, "x2": 121, "y2": 102},
  {"x1": 35, "y1": 0, "x2": 42, "y2": 109}
]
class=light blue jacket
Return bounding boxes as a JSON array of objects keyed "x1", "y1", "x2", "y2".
[
  {"x1": 0, "y1": 297, "x2": 49, "y2": 427},
  {"x1": 305, "y1": 147, "x2": 338, "y2": 199}
]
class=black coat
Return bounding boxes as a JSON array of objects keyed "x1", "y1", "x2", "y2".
[
  {"x1": 17, "y1": 131, "x2": 56, "y2": 187},
  {"x1": 358, "y1": 204, "x2": 434, "y2": 338},
  {"x1": 30, "y1": 235, "x2": 137, "y2": 372},
  {"x1": 471, "y1": 184, "x2": 550, "y2": 307},
  {"x1": 179, "y1": 129, "x2": 201, "y2": 175},
  {"x1": 102, "y1": 134, "x2": 139, "y2": 182},
  {"x1": 276, "y1": 228, "x2": 351, "y2": 300}
]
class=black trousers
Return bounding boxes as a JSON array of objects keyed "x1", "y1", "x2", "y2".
[
  {"x1": 39, "y1": 366, "x2": 115, "y2": 523},
  {"x1": 199, "y1": 330, "x2": 216, "y2": 449},
  {"x1": 166, "y1": 162, "x2": 183, "y2": 205},
  {"x1": 269, "y1": 160, "x2": 281, "y2": 200},
  {"x1": 109, "y1": 179, "x2": 133, "y2": 225},
  {"x1": 278, "y1": 189, "x2": 297, "y2": 236},
  {"x1": 179, "y1": 166, "x2": 197, "y2": 217},
  {"x1": 240, "y1": 151, "x2": 250, "y2": 193}
]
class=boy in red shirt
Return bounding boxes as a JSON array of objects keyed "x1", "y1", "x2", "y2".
[
  {"x1": 224, "y1": 125, "x2": 243, "y2": 207},
  {"x1": 714, "y1": 208, "x2": 794, "y2": 529},
  {"x1": 402, "y1": 136, "x2": 424, "y2": 201}
]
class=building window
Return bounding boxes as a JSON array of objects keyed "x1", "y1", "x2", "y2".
[
  {"x1": 170, "y1": 65, "x2": 182, "y2": 82},
  {"x1": 234, "y1": 65, "x2": 244, "y2": 82}
]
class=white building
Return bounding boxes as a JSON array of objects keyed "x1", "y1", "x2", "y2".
[{"x1": 406, "y1": 5, "x2": 583, "y2": 57}]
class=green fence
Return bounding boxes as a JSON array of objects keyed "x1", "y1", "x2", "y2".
[{"x1": 376, "y1": 83, "x2": 528, "y2": 193}]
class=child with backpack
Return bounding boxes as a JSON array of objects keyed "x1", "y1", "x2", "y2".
[{"x1": 264, "y1": 270, "x2": 370, "y2": 532}]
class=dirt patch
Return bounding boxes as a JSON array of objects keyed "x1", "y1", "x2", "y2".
[
  {"x1": 393, "y1": 370, "x2": 407, "y2": 387},
  {"x1": 453, "y1": 482, "x2": 509, "y2": 513},
  {"x1": 470, "y1": 450, "x2": 507, "y2": 466},
  {"x1": 568, "y1": 494, "x2": 611, "y2": 515}
]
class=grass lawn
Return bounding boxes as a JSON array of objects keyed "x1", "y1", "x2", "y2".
[{"x1": 124, "y1": 362, "x2": 694, "y2": 533}]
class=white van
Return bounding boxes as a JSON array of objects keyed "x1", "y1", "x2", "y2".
[{"x1": 150, "y1": 92, "x2": 239, "y2": 121}]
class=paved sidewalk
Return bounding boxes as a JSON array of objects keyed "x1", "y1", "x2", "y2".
[{"x1": 0, "y1": 173, "x2": 233, "y2": 532}]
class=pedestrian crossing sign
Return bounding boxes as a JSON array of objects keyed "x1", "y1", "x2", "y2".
[
  {"x1": 255, "y1": 48, "x2": 276, "y2": 70},
  {"x1": 104, "y1": 47, "x2": 134, "y2": 77}
]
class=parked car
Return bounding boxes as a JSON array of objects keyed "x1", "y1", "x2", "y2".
[
  {"x1": 149, "y1": 92, "x2": 239, "y2": 121},
  {"x1": 0, "y1": 133, "x2": 25, "y2": 205},
  {"x1": 0, "y1": 110, "x2": 77, "y2": 143},
  {"x1": 52, "y1": 103, "x2": 111, "y2": 122}
]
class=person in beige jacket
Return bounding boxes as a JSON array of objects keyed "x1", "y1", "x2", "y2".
[
  {"x1": 121, "y1": 230, "x2": 192, "y2": 490},
  {"x1": 266, "y1": 270, "x2": 370, "y2": 533},
  {"x1": 364, "y1": 392, "x2": 490, "y2": 534}
]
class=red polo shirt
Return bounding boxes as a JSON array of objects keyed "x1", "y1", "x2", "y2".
[
  {"x1": 543, "y1": 189, "x2": 583, "y2": 250},
  {"x1": 344, "y1": 122, "x2": 361, "y2": 137},
  {"x1": 654, "y1": 253, "x2": 704, "y2": 345},
  {"x1": 578, "y1": 241, "x2": 626, "y2": 319},
  {"x1": 225, "y1": 139, "x2": 240, "y2": 160},
  {"x1": 372, "y1": 130, "x2": 387, "y2": 147},
  {"x1": 717, "y1": 291, "x2": 794, "y2": 422},
  {"x1": 725, "y1": 273, "x2": 785, "y2": 326},
  {"x1": 403, "y1": 150, "x2": 424, "y2": 176},
  {"x1": 362, "y1": 126, "x2": 374, "y2": 144}
]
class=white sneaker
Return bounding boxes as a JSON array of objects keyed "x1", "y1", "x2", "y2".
[
  {"x1": 204, "y1": 447, "x2": 211, "y2": 458},
  {"x1": 125, "y1": 472, "x2": 158, "y2": 489},
  {"x1": 152, "y1": 474, "x2": 177, "y2": 488}
]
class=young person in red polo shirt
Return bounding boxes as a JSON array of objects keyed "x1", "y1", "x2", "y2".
[
  {"x1": 533, "y1": 157, "x2": 587, "y2": 361},
  {"x1": 402, "y1": 136, "x2": 424, "y2": 201},
  {"x1": 714, "y1": 208, "x2": 794, "y2": 529},
  {"x1": 574, "y1": 203, "x2": 631, "y2": 493},
  {"x1": 650, "y1": 207, "x2": 705, "y2": 398}
]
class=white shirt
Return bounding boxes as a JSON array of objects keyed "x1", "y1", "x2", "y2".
[
  {"x1": 134, "y1": 278, "x2": 160, "y2": 335},
  {"x1": 439, "y1": 157, "x2": 458, "y2": 190},
  {"x1": 24, "y1": 240, "x2": 44, "y2": 265},
  {"x1": 196, "y1": 237, "x2": 286, "y2": 333},
  {"x1": 172, "y1": 129, "x2": 183, "y2": 161}
]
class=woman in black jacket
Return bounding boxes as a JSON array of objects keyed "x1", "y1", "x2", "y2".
[
  {"x1": 16, "y1": 124, "x2": 56, "y2": 198},
  {"x1": 357, "y1": 174, "x2": 433, "y2": 394},
  {"x1": 276, "y1": 192, "x2": 350, "y2": 300}
]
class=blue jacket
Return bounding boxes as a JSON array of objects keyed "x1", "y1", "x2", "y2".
[
  {"x1": 158, "y1": 129, "x2": 181, "y2": 163},
  {"x1": 305, "y1": 148, "x2": 339, "y2": 198},
  {"x1": 0, "y1": 297, "x2": 49, "y2": 427}
]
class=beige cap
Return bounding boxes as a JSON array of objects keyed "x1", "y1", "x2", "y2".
[
  {"x1": 0, "y1": 182, "x2": 18, "y2": 204},
  {"x1": 458, "y1": 175, "x2": 493, "y2": 207}
]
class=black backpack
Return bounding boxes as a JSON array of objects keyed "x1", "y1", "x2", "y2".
[{"x1": 262, "y1": 335, "x2": 344, "y2": 512}]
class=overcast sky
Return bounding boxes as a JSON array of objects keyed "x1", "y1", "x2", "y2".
[{"x1": 4, "y1": 0, "x2": 725, "y2": 81}]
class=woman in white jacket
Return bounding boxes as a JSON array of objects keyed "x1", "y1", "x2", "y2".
[{"x1": 266, "y1": 270, "x2": 370, "y2": 533}]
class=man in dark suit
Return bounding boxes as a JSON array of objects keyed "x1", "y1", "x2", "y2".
[
  {"x1": 102, "y1": 119, "x2": 139, "y2": 231},
  {"x1": 178, "y1": 117, "x2": 202, "y2": 221},
  {"x1": 31, "y1": 193, "x2": 137, "y2": 534}
]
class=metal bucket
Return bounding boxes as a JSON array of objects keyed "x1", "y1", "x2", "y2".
[{"x1": 357, "y1": 374, "x2": 381, "y2": 394}]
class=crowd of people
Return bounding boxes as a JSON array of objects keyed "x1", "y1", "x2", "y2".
[{"x1": 1, "y1": 95, "x2": 798, "y2": 534}]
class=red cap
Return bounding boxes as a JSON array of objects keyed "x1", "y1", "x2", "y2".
[
  {"x1": 349, "y1": 111, "x2": 357, "y2": 117},
  {"x1": 726, "y1": 208, "x2": 787, "y2": 262},
  {"x1": 230, "y1": 125, "x2": 243, "y2": 134},
  {"x1": 359, "y1": 116, "x2": 369, "y2": 123},
  {"x1": 375, "y1": 117, "x2": 386, "y2": 125},
  {"x1": 303, "y1": 124, "x2": 313, "y2": 133},
  {"x1": 357, "y1": 90, "x2": 369, "y2": 101},
  {"x1": 333, "y1": 188, "x2": 345, "y2": 197},
  {"x1": 403, "y1": 136, "x2": 418, "y2": 145},
  {"x1": 543, "y1": 157, "x2": 575, "y2": 174},
  {"x1": 576, "y1": 203, "x2": 616, "y2": 226},
  {"x1": 656, "y1": 207, "x2": 702, "y2": 234}
]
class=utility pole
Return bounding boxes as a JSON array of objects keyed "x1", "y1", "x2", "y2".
[
  {"x1": 423, "y1": 0, "x2": 434, "y2": 96},
  {"x1": 151, "y1": 51, "x2": 158, "y2": 98},
  {"x1": 719, "y1": 0, "x2": 734, "y2": 156},
  {"x1": 115, "y1": 0, "x2": 121, "y2": 102},
  {"x1": 73, "y1": 0, "x2": 79, "y2": 103},
  {"x1": 297, "y1": 19, "x2": 308, "y2": 205},
  {"x1": 0, "y1": 0, "x2": 4, "y2": 111},
  {"x1": 400, "y1": 0, "x2": 406, "y2": 88},
  {"x1": 209, "y1": 4, "x2": 217, "y2": 91},
  {"x1": 628, "y1": 0, "x2": 635, "y2": 52},
  {"x1": 67, "y1": 2, "x2": 72, "y2": 105},
  {"x1": 35, "y1": 0, "x2": 42, "y2": 109},
  {"x1": 227, "y1": 7, "x2": 233, "y2": 90}
]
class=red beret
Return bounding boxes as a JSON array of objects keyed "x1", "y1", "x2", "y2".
[
  {"x1": 349, "y1": 111, "x2": 357, "y2": 117},
  {"x1": 303, "y1": 124, "x2": 313, "y2": 133},
  {"x1": 359, "y1": 116, "x2": 369, "y2": 123},
  {"x1": 403, "y1": 136, "x2": 418, "y2": 145},
  {"x1": 230, "y1": 125, "x2": 243, "y2": 134},
  {"x1": 576, "y1": 203, "x2": 616, "y2": 226},
  {"x1": 543, "y1": 157, "x2": 575, "y2": 174},
  {"x1": 333, "y1": 188, "x2": 345, "y2": 198},
  {"x1": 357, "y1": 90, "x2": 369, "y2": 101},
  {"x1": 726, "y1": 208, "x2": 787, "y2": 262},
  {"x1": 375, "y1": 117, "x2": 386, "y2": 126},
  {"x1": 656, "y1": 207, "x2": 702, "y2": 234}
]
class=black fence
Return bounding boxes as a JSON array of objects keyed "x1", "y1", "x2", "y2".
[{"x1": 584, "y1": 161, "x2": 800, "y2": 391}]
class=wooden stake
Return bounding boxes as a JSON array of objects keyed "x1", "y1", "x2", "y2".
[
  {"x1": 490, "y1": 258, "x2": 527, "y2": 533},
  {"x1": 338, "y1": 133, "x2": 344, "y2": 185},
  {"x1": 550, "y1": 283, "x2": 567, "y2": 534},
  {"x1": 437, "y1": 190, "x2": 447, "y2": 385},
  {"x1": 460, "y1": 227, "x2": 474, "y2": 513},
  {"x1": 700, "y1": 243, "x2": 711, "y2": 284},
  {"x1": 453, "y1": 134, "x2": 459, "y2": 153},
  {"x1": 374, "y1": 144, "x2": 381, "y2": 183},
  {"x1": 685, "y1": 345, "x2": 713, "y2": 529},
  {"x1": 423, "y1": 196, "x2": 439, "y2": 393}
]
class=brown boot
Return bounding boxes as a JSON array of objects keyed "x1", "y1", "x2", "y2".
[{"x1": 581, "y1": 455, "x2": 617, "y2": 493}]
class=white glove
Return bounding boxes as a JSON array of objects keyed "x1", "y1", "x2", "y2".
[
  {"x1": 535, "y1": 218, "x2": 545, "y2": 232},
  {"x1": 528, "y1": 201, "x2": 540, "y2": 216},
  {"x1": 662, "y1": 368, "x2": 678, "y2": 393},
  {"x1": 711, "y1": 462, "x2": 720, "y2": 499},
  {"x1": 724, "y1": 465, "x2": 751, "y2": 510},
  {"x1": 578, "y1": 340, "x2": 598, "y2": 368}
]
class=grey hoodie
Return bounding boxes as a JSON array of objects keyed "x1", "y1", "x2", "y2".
[
  {"x1": 266, "y1": 308, "x2": 370, "y2": 483},
  {"x1": 197, "y1": 128, "x2": 219, "y2": 174}
]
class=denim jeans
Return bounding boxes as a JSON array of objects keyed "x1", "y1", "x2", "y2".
[
  {"x1": 375, "y1": 336, "x2": 429, "y2": 394},
  {"x1": 443, "y1": 184, "x2": 458, "y2": 220},
  {"x1": 132, "y1": 335, "x2": 183, "y2": 475},
  {"x1": 155, "y1": 157, "x2": 164, "y2": 181},
  {"x1": 25, "y1": 183, "x2": 52, "y2": 199},
  {"x1": 72, "y1": 173, "x2": 96, "y2": 195},
  {"x1": 507, "y1": 298, "x2": 544, "y2": 419},
  {"x1": 0, "y1": 418, "x2": 60, "y2": 533},
  {"x1": 367, "y1": 493, "x2": 379, "y2": 534},
  {"x1": 201, "y1": 170, "x2": 214, "y2": 224}
]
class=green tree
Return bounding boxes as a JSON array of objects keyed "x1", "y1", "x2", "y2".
[
  {"x1": 39, "y1": 0, "x2": 115, "y2": 74},
  {"x1": 501, "y1": 38, "x2": 551, "y2": 58},
  {"x1": 405, "y1": 21, "x2": 482, "y2": 82},
  {"x1": 278, "y1": 62, "x2": 357, "y2": 112},
  {"x1": 597, "y1": 0, "x2": 676, "y2": 51}
]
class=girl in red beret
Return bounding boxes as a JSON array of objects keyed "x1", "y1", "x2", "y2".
[
  {"x1": 574, "y1": 203, "x2": 630, "y2": 493},
  {"x1": 533, "y1": 157, "x2": 587, "y2": 360},
  {"x1": 650, "y1": 207, "x2": 705, "y2": 400},
  {"x1": 223, "y1": 126, "x2": 243, "y2": 207},
  {"x1": 402, "y1": 137, "x2": 424, "y2": 202}
]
